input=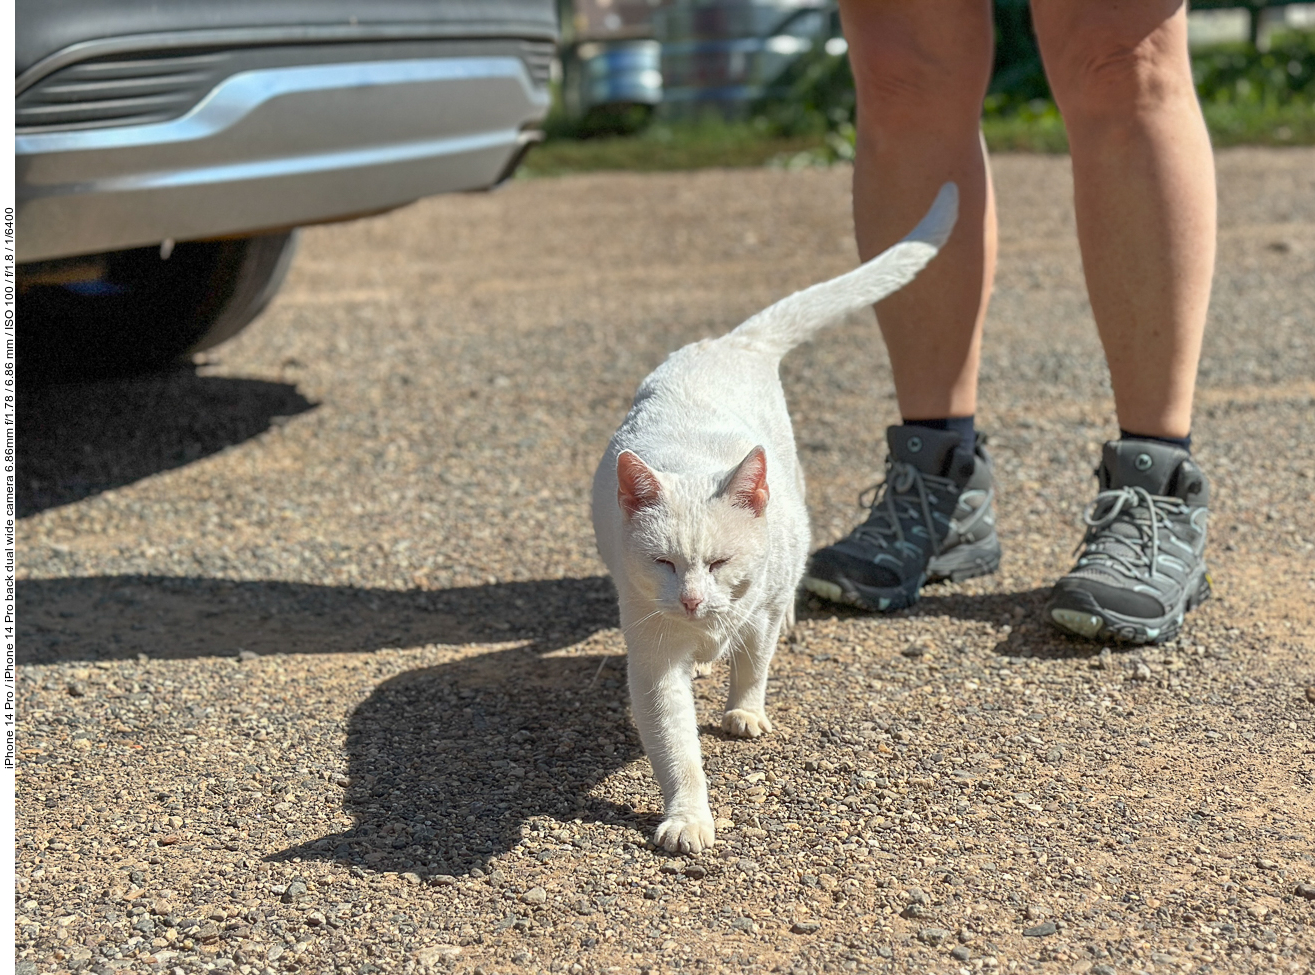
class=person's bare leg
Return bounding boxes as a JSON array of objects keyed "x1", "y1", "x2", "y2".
[
  {"x1": 1032, "y1": 0, "x2": 1214, "y2": 438},
  {"x1": 803, "y1": 1, "x2": 1002, "y2": 615},
  {"x1": 1036, "y1": 1, "x2": 1215, "y2": 644},
  {"x1": 839, "y1": 0, "x2": 996, "y2": 420}
]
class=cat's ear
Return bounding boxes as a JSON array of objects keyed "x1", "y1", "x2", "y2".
[
  {"x1": 723, "y1": 446, "x2": 769, "y2": 517},
  {"x1": 617, "y1": 450, "x2": 663, "y2": 519}
]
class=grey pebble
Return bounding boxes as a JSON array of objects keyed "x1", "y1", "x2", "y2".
[
  {"x1": 950, "y1": 946, "x2": 971, "y2": 962},
  {"x1": 917, "y1": 927, "x2": 950, "y2": 946},
  {"x1": 520, "y1": 887, "x2": 547, "y2": 905},
  {"x1": 790, "y1": 920, "x2": 820, "y2": 935},
  {"x1": 1023, "y1": 920, "x2": 1058, "y2": 937}
]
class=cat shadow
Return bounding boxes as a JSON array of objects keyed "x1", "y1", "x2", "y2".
[
  {"x1": 16, "y1": 574, "x2": 618, "y2": 663},
  {"x1": 798, "y1": 584, "x2": 1104, "y2": 661},
  {"x1": 272, "y1": 646, "x2": 647, "y2": 876},
  {"x1": 17, "y1": 366, "x2": 315, "y2": 518}
]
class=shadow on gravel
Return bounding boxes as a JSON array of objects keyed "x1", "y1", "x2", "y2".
[
  {"x1": 799, "y1": 585, "x2": 1103, "y2": 660},
  {"x1": 17, "y1": 367, "x2": 315, "y2": 518},
  {"x1": 16, "y1": 574, "x2": 618, "y2": 663},
  {"x1": 273, "y1": 646, "x2": 645, "y2": 876},
  {"x1": 916, "y1": 587, "x2": 1104, "y2": 659}
]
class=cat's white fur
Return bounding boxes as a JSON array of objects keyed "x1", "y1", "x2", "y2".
[{"x1": 591, "y1": 184, "x2": 958, "y2": 853}]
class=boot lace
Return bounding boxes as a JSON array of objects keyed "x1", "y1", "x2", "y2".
[
  {"x1": 851, "y1": 460, "x2": 942, "y2": 560},
  {"x1": 1077, "y1": 486, "x2": 1188, "y2": 580}
]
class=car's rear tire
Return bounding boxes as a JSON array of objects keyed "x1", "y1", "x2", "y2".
[{"x1": 18, "y1": 231, "x2": 298, "y2": 381}]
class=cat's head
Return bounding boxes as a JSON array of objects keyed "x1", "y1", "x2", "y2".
[{"x1": 614, "y1": 446, "x2": 770, "y2": 625}]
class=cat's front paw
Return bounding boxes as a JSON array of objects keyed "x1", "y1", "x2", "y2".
[
  {"x1": 722, "y1": 708, "x2": 773, "y2": 738},
  {"x1": 691, "y1": 660, "x2": 714, "y2": 679},
  {"x1": 654, "y1": 813, "x2": 716, "y2": 854}
]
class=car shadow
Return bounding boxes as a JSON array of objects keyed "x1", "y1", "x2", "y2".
[
  {"x1": 16, "y1": 574, "x2": 618, "y2": 664},
  {"x1": 17, "y1": 367, "x2": 315, "y2": 518},
  {"x1": 273, "y1": 645, "x2": 647, "y2": 877}
]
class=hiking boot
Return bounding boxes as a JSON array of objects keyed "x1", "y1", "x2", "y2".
[
  {"x1": 1048, "y1": 439, "x2": 1211, "y2": 644},
  {"x1": 802, "y1": 426, "x2": 1001, "y2": 611}
]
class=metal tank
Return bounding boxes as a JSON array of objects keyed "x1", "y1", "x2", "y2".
[
  {"x1": 654, "y1": 0, "x2": 837, "y2": 118},
  {"x1": 559, "y1": 0, "x2": 664, "y2": 124}
]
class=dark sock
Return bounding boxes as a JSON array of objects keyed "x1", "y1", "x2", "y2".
[
  {"x1": 903, "y1": 416, "x2": 975, "y2": 455},
  {"x1": 1120, "y1": 428, "x2": 1191, "y2": 453}
]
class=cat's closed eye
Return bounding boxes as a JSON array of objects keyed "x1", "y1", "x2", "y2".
[
  {"x1": 709, "y1": 559, "x2": 731, "y2": 571},
  {"x1": 655, "y1": 558, "x2": 676, "y2": 572}
]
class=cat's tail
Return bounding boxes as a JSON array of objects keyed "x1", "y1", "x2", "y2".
[{"x1": 728, "y1": 182, "x2": 958, "y2": 357}]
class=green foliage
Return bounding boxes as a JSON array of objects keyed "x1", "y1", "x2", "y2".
[
  {"x1": 544, "y1": 102, "x2": 656, "y2": 141},
  {"x1": 751, "y1": 45, "x2": 855, "y2": 138},
  {"x1": 1193, "y1": 32, "x2": 1315, "y2": 106},
  {"x1": 987, "y1": 0, "x2": 1049, "y2": 109}
]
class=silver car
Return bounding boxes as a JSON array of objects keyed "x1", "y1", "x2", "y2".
[{"x1": 16, "y1": 0, "x2": 557, "y2": 377}]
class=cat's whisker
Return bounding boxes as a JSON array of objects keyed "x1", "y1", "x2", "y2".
[
  {"x1": 620, "y1": 608, "x2": 665, "y2": 637},
  {"x1": 586, "y1": 655, "x2": 611, "y2": 689}
]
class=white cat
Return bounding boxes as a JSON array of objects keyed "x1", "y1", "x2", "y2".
[{"x1": 591, "y1": 184, "x2": 958, "y2": 853}]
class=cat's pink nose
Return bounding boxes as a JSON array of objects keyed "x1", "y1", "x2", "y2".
[{"x1": 681, "y1": 592, "x2": 703, "y2": 613}]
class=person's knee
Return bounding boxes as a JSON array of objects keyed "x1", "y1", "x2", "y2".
[
  {"x1": 853, "y1": 45, "x2": 984, "y2": 135},
  {"x1": 1042, "y1": 16, "x2": 1195, "y2": 128},
  {"x1": 842, "y1": 3, "x2": 992, "y2": 137}
]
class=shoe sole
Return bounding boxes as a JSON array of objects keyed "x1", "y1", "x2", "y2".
[
  {"x1": 1047, "y1": 567, "x2": 1212, "y2": 645},
  {"x1": 927, "y1": 534, "x2": 1002, "y2": 583},
  {"x1": 802, "y1": 535, "x2": 1001, "y2": 613}
]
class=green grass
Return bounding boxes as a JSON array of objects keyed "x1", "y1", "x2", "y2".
[
  {"x1": 979, "y1": 100, "x2": 1315, "y2": 153},
  {"x1": 520, "y1": 121, "x2": 829, "y2": 177},
  {"x1": 521, "y1": 34, "x2": 1315, "y2": 175},
  {"x1": 1202, "y1": 100, "x2": 1315, "y2": 147},
  {"x1": 521, "y1": 98, "x2": 1314, "y2": 176},
  {"x1": 981, "y1": 100, "x2": 1071, "y2": 153}
]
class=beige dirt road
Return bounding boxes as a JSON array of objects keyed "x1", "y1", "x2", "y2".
[{"x1": 17, "y1": 148, "x2": 1315, "y2": 975}]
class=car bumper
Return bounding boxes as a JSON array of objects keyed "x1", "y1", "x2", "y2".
[{"x1": 16, "y1": 55, "x2": 550, "y2": 262}]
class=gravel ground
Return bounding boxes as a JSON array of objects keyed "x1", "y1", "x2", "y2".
[{"x1": 16, "y1": 148, "x2": 1315, "y2": 975}]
